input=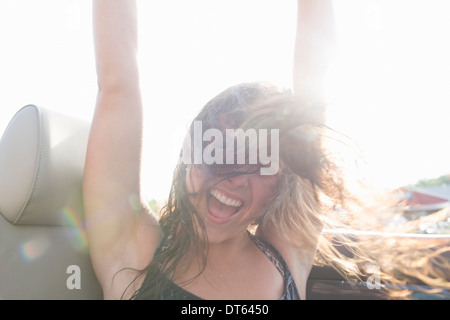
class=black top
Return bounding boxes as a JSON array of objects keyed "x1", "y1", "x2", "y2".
[{"x1": 135, "y1": 231, "x2": 300, "y2": 300}]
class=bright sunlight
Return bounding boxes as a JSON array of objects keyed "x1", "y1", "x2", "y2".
[{"x1": 0, "y1": 0, "x2": 449, "y2": 201}]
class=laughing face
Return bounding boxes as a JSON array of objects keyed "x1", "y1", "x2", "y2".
[{"x1": 186, "y1": 165, "x2": 279, "y2": 244}]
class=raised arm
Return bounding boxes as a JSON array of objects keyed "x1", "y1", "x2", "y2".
[
  {"x1": 84, "y1": 0, "x2": 161, "y2": 299},
  {"x1": 293, "y1": 0, "x2": 337, "y2": 97},
  {"x1": 258, "y1": 0, "x2": 338, "y2": 299}
]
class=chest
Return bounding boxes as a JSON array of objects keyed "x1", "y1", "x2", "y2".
[{"x1": 176, "y1": 246, "x2": 286, "y2": 300}]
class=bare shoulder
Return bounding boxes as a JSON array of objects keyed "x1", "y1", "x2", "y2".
[
  {"x1": 256, "y1": 228, "x2": 316, "y2": 300},
  {"x1": 94, "y1": 206, "x2": 162, "y2": 300}
]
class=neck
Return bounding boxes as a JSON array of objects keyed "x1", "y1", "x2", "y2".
[
  {"x1": 182, "y1": 230, "x2": 253, "y2": 279},
  {"x1": 206, "y1": 230, "x2": 253, "y2": 263},
  {"x1": 173, "y1": 229, "x2": 255, "y2": 286}
]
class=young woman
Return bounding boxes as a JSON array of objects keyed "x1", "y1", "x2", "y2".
[
  {"x1": 83, "y1": 0, "x2": 337, "y2": 300},
  {"x1": 84, "y1": 0, "x2": 449, "y2": 300}
]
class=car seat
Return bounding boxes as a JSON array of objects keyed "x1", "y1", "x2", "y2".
[{"x1": 0, "y1": 105, "x2": 102, "y2": 299}]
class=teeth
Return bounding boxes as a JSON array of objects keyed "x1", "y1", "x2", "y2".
[{"x1": 210, "y1": 189, "x2": 242, "y2": 207}]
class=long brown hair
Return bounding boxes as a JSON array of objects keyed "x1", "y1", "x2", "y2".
[
  {"x1": 128, "y1": 81, "x2": 341, "y2": 299},
  {"x1": 129, "y1": 81, "x2": 450, "y2": 299}
]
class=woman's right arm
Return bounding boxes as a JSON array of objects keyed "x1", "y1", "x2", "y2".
[{"x1": 84, "y1": 0, "x2": 161, "y2": 299}]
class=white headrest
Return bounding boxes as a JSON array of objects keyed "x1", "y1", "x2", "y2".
[{"x1": 0, "y1": 105, "x2": 90, "y2": 226}]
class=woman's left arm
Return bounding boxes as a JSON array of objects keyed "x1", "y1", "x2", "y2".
[
  {"x1": 258, "y1": 0, "x2": 338, "y2": 299},
  {"x1": 293, "y1": 0, "x2": 337, "y2": 98}
]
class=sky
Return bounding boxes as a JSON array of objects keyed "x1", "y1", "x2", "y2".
[{"x1": 0, "y1": 0, "x2": 449, "y2": 201}]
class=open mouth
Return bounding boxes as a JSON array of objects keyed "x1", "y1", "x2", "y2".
[{"x1": 207, "y1": 188, "x2": 243, "y2": 224}]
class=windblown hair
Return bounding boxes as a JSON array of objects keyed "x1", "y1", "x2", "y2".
[{"x1": 130, "y1": 81, "x2": 450, "y2": 300}]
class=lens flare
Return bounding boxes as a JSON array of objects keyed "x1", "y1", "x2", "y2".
[
  {"x1": 60, "y1": 207, "x2": 88, "y2": 251},
  {"x1": 19, "y1": 237, "x2": 50, "y2": 263}
]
